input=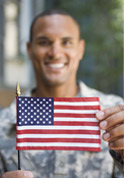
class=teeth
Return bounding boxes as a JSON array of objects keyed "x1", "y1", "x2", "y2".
[{"x1": 48, "y1": 63, "x2": 64, "y2": 69}]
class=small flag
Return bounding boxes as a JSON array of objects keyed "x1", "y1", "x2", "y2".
[{"x1": 16, "y1": 97, "x2": 101, "y2": 151}]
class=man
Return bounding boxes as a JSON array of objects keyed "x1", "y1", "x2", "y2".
[{"x1": 0, "y1": 9, "x2": 124, "y2": 178}]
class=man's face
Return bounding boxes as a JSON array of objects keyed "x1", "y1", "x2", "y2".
[{"x1": 27, "y1": 14, "x2": 85, "y2": 86}]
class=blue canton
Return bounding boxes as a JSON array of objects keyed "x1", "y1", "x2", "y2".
[{"x1": 17, "y1": 97, "x2": 54, "y2": 126}]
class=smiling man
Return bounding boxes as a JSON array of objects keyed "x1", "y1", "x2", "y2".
[
  {"x1": 0, "y1": 9, "x2": 124, "y2": 178},
  {"x1": 27, "y1": 12, "x2": 84, "y2": 97}
]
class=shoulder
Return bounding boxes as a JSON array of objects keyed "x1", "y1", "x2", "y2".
[{"x1": 79, "y1": 81, "x2": 124, "y2": 109}]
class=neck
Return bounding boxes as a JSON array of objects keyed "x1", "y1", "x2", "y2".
[{"x1": 32, "y1": 80, "x2": 78, "y2": 98}]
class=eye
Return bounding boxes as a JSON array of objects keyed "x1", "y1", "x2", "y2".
[
  {"x1": 62, "y1": 40, "x2": 72, "y2": 46},
  {"x1": 38, "y1": 40, "x2": 51, "y2": 46}
]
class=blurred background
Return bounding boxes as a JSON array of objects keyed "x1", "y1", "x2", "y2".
[{"x1": 0, "y1": 0, "x2": 123, "y2": 108}]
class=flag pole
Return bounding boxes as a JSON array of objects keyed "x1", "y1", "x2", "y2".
[{"x1": 16, "y1": 82, "x2": 21, "y2": 170}]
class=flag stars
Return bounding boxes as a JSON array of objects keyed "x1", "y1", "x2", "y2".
[{"x1": 18, "y1": 97, "x2": 53, "y2": 126}]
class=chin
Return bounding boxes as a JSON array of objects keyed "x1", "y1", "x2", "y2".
[{"x1": 44, "y1": 78, "x2": 66, "y2": 87}]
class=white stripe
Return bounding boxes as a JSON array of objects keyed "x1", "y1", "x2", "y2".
[
  {"x1": 17, "y1": 142, "x2": 100, "y2": 147},
  {"x1": 17, "y1": 125, "x2": 99, "y2": 130},
  {"x1": 54, "y1": 101, "x2": 99, "y2": 106},
  {"x1": 17, "y1": 134, "x2": 100, "y2": 139},
  {"x1": 54, "y1": 117, "x2": 98, "y2": 122},
  {"x1": 54, "y1": 109, "x2": 99, "y2": 114}
]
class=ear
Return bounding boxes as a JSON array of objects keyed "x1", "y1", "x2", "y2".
[
  {"x1": 26, "y1": 42, "x2": 32, "y2": 60},
  {"x1": 78, "y1": 39, "x2": 85, "y2": 61}
]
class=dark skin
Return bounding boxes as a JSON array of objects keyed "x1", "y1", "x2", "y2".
[{"x1": 1, "y1": 14, "x2": 124, "y2": 178}]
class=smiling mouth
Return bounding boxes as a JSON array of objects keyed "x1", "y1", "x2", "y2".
[
  {"x1": 48, "y1": 63, "x2": 64, "y2": 68},
  {"x1": 45, "y1": 63, "x2": 66, "y2": 70}
]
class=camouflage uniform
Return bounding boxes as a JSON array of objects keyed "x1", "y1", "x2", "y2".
[{"x1": 0, "y1": 81, "x2": 124, "y2": 178}]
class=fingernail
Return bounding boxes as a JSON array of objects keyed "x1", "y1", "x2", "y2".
[
  {"x1": 24, "y1": 172, "x2": 32, "y2": 178},
  {"x1": 104, "y1": 133, "x2": 110, "y2": 139},
  {"x1": 100, "y1": 121, "x2": 107, "y2": 129},
  {"x1": 109, "y1": 142, "x2": 113, "y2": 147},
  {"x1": 96, "y1": 111, "x2": 104, "y2": 120}
]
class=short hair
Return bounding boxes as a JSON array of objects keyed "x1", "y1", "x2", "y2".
[{"x1": 29, "y1": 9, "x2": 80, "y2": 42}]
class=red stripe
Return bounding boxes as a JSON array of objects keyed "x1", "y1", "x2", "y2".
[
  {"x1": 16, "y1": 146, "x2": 101, "y2": 151},
  {"x1": 54, "y1": 105, "x2": 100, "y2": 110},
  {"x1": 54, "y1": 113, "x2": 96, "y2": 118},
  {"x1": 54, "y1": 97, "x2": 99, "y2": 102},
  {"x1": 17, "y1": 138, "x2": 100, "y2": 143},
  {"x1": 17, "y1": 129, "x2": 100, "y2": 135},
  {"x1": 54, "y1": 121, "x2": 99, "y2": 126}
]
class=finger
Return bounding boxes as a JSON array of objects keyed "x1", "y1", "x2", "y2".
[
  {"x1": 99, "y1": 110, "x2": 124, "y2": 130},
  {"x1": 109, "y1": 137, "x2": 124, "y2": 150},
  {"x1": 103, "y1": 124, "x2": 124, "y2": 141},
  {"x1": 1, "y1": 170, "x2": 33, "y2": 178},
  {"x1": 96, "y1": 105, "x2": 124, "y2": 121}
]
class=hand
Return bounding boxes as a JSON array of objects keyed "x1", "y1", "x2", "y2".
[
  {"x1": 96, "y1": 105, "x2": 124, "y2": 159},
  {"x1": 0, "y1": 170, "x2": 33, "y2": 178}
]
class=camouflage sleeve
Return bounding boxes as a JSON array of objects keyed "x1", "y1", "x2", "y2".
[
  {"x1": 0, "y1": 151, "x2": 5, "y2": 175},
  {"x1": 109, "y1": 150, "x2": 124, "y2": 174}
]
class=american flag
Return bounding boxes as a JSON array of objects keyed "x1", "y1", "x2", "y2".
[{"x1": 16, "y1": 97, "x2": 101, "y2": 151}]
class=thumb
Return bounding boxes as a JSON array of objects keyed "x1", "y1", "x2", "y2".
[{"x1": 0, "y1": 170, "x2": 33, "y2": 178}]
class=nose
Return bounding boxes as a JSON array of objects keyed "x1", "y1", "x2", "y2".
[{"x1": 48, "y1": 43, "x2": 62, "y2": 59}]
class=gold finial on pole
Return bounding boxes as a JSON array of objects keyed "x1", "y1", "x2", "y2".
[{"x1": 16, "y1": 82, "x2": 21, "y2": 97}]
